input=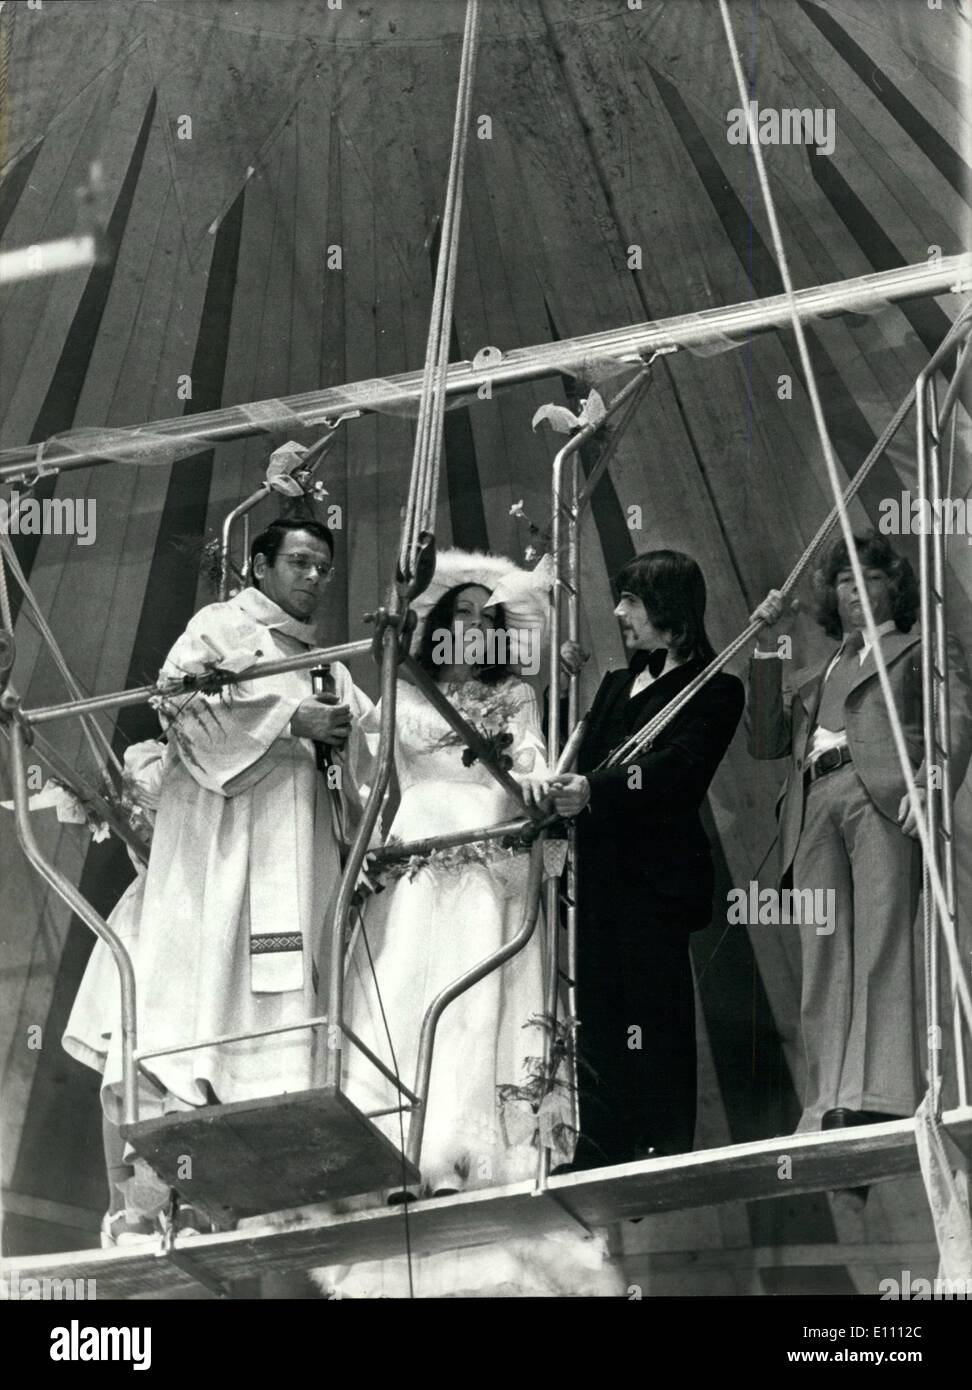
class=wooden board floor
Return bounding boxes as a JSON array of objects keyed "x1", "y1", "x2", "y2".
[{"x1": 5, "y1": 1106, "x2": 969, "y2": 1300}]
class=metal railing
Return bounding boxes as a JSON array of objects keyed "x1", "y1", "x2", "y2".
[{"x1": 916, "y1": 317, "x2": 972, "y2": 1112}]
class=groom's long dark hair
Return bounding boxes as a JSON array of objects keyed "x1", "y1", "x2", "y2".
[{"x1": 613, "y1": 550, "x2": 716, "y2": 664}]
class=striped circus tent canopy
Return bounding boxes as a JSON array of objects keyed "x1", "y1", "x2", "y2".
[{"x1": 1, "y1": 0, "x2": 970, "y2": 1290}]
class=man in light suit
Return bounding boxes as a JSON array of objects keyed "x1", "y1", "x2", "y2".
[{"x1": 748, "y1": 533, "x2": 972, "y2": 1132}]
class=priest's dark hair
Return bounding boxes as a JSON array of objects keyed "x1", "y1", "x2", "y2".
[
  {"x1": 417, "y1": 583, "x2": 512, "y2": 687},
  {"x1": 612, "y1": 549, "x2": 716, "y2": 664},
  {"x1": 813, "y1": 532, "x2": 919, "y2": 640},
  {"x1": 249, "y1": 517, "x2": 334, "y2": 586}
]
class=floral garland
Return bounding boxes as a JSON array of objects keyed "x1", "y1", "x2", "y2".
[
  {"x1": 42, "y1": 767, "x2": 153, "y2": 848},
  {"x1": 367, "y1": 832, "x2": 529, "y2": 887},
  {"x1": 152, "y1": 661, "x2": 246, "y2": 777}
]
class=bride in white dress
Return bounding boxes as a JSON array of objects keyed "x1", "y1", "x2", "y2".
[{"x1": 313, "y1": 551, "x2": 622, "y2": 1297}]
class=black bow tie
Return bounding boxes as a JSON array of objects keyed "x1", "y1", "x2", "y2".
[{"x1": 631, "y1": 648, "x2": 668, "y2": 678}]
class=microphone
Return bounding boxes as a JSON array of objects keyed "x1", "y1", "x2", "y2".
[{"x1": 310, "y1": 665, "x2": 334, "y2": 774}]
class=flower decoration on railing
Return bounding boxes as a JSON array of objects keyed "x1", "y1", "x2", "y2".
[
  {"x1": 508, "y1": 499, "x2": 551, "y2": 566},
  {"x1": 1, "y1": 769, "x2": 153, "y2": 851},
  {"x1": 530, "y1": 388, "x2": 606, "y2": 436},
  {"x1": 497, "y1": 1012, "x2": 580, "y2": 1168},
  {"x1": 152, "y1": 658, "x2": 250, "y2": 775},
  {"x1": 368, "y1": 835, "x2": 526, "y2": 886}
]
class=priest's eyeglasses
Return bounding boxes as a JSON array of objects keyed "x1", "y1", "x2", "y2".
[{"x1": 281, "y1": 553, "x2": 335, "y2": 583}]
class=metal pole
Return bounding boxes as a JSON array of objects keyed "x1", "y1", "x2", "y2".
[
  {"x1": 917, "y1": 371, "x2": 943, "y2": 1112},
  {"x1": 11, "y1": 724, "x2": 150, "y2": 865},
  {"x1": 554, "y1": 716, "x2": 588, "y2": 776},
  {"x1": 406, "y1": 835, "x2": 546, "y2": 1170},
  {"x1": 933, "y1": 317, "x2": 972, "y2": 430},
  {"x1": 24, "y1": 638, "x2": 373, "y2": 725},
  {"x1": 927, "y1": 376, "x2": 965, "y2": 1107},
  {"x1": 324, "y1": 614, "x2": 403, "y2": 1091},
  {"x1": 366, "y1": 815, "x2": 551, "y2": 866},
  {"x1": 572, "y1": 361, "x2": 659, "y2": 516},
  {"x1": 4, "y1": 709, "x2": 139, "y2": 1124},
  {"x1": 565, "y1": 449, "x2": 581, "y2": 1160},
  {"x1": 220, "y1": 487, "x2": 268, "y2": 601},
  {"x1": 136, "y1": 1015, "x2": 331, "y2": 1062},
  {"x1": 538, "y1": 426, "x2": 572, "y2": 1192},
  {"x1": 400, "y1": 653, "x2": 544, "y2": 822},
  {"x1": 342, "y1": 1025, "x2": 421, "y2": 1105},
  {"x1": 2, "y1": 258, "x2": 967, "y2": 483}
]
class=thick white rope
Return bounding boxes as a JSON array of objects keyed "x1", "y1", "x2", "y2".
[
  {"x1": 399, "y1": 0, "x2": 482, "y2": 577},
  {"x1": 605, "y1": 303, "x2": 972, "y2": 768},
  {"x1": 0, "y1": 527, "x2": 122, "y2": 777},
  {"x1": 714, "y1": 0, "x2": 971, "y2": 1043},
  {"x1": 0, "y1": 536, "x2": 12, "y2": 632}
]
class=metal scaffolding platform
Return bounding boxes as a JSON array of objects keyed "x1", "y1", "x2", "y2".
[
  {"x1": 7, "y1": 1107, "x2": 970, "y2": 1299},
  {"x1": 122, "y1": 1086, "x2": 421, "y2": 1226}
]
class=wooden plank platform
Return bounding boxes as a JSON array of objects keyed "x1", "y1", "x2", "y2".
[
  {"x1": 122, "y1": 1086, "x2": 421, "y2": 1225},
  {"x1": 6, "y1": 1108, "x2": 970, "y2": 1299}
]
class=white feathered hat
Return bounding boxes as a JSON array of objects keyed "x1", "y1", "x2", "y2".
[{"x1": 409, "y1": 548, "x2": 553, "y2": 672}]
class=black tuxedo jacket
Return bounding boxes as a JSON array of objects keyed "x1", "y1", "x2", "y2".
[{"x1": 575, "y1": 657, "x2": 745, "y2": 930}]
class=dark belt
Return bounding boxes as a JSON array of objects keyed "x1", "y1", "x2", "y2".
[{"x1": 804, "y1": 744, "x2": 853, "y2": 788}]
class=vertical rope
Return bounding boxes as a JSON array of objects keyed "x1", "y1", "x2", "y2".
[
  {"x1": 0, "y1": 529, "x2": 122, "y2": 777},
  {"x1": 603, "y1": 305, "x2": 972, "y2": 767},
  {"x1": 0, "y1": 541, "x2": 12, "y2": 632},
  {"x1": 399, "y1": 0, "x2": 482, "y2": 578},
  {"x1": 716, "y1": 0, "x2": 972, "y2": 1033},
  {"x1": 0, "y1": 3, "x2": 13, "y2": 174}
]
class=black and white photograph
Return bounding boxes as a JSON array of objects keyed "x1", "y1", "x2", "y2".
[{"x1": 0, "y1": 0, "x2": 970, "y2": 1349}]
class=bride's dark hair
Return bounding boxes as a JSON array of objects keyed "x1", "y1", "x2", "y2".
[{"x1": 416, "y1": 583, "x2": 512, "y2": 686}]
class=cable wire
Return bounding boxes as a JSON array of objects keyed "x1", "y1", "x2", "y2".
[{"x1": 715, "y1": 0, "x2": 972, "y2": 1048}]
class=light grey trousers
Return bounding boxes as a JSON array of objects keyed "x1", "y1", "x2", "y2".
[{"x1": 793, "y1": 761, "x2": 922, "y2": 1130}]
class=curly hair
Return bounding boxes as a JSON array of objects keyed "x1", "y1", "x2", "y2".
[
  {"x1": 416, "y1": 583, "x2": 512, "y2": 687},
  {"x1": 813, "y1": 533, "x2": 919, "y2": 640}
]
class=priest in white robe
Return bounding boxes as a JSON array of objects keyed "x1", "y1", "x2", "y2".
[{"x1": 102, "y1": 518, "x2": 373, "y2": 1122}]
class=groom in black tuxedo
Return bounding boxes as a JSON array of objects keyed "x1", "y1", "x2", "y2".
[{"x1": 548, "y1": 551, "x2": 744, "y2": 1167}]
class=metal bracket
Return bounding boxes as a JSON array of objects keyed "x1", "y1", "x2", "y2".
[
  {"x1": 157, "y1": 1242, "x2": 231, "y2": 1299},
  {"x1": 536, "y1": 1186, "x2": 594, "y2": 1239}
]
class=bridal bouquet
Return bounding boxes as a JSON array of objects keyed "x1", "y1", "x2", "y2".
[{"x1": 431, "y1": 680, "x2": 525, "y2": 771}]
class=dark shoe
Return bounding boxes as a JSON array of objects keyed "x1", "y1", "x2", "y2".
[
  {"x1": 821, "y1": 1108, "x2": 900, "y2": 1130},
  {"x1": 432, "y1": 1187, "x2": 460, "y2": 1198},
  {"x1": 820, "y1": 1113, "x2": 888, "y2": 1202},
  {"x1": 386, "y1": 1189, "x2": 419, "y2": 1206}
]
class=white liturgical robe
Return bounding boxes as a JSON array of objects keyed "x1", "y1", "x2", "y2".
[{"x1": 101, "y1": 587, "x2": 374, "y2": 1121}]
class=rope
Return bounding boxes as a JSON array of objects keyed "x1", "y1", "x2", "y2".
[
  {"x1": 355, "y1": 906, "x2": 415, "y2": 1298},
  {"x1": 714, "y1": 0, "x2": 972, "y2": 1054},
  {"x1": 398, "y1": 0, "x2": 482, "y2": 578},
  {"x1": 0, "y1": 3, "x2": 12, "y2": 174},
  {"x1": 603, "y1": 302, "x2": 972, "y2": 770},
  {"x1": 0, "y1": 527, "x2": 122, "y2": 779},
  {"x1": 0, "y1": 537, "x2": 12, "y2": 633}
]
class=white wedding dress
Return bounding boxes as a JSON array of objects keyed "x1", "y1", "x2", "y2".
[{"x1": 312, "y1": 676, "x2": 622, "y2": 1297}]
